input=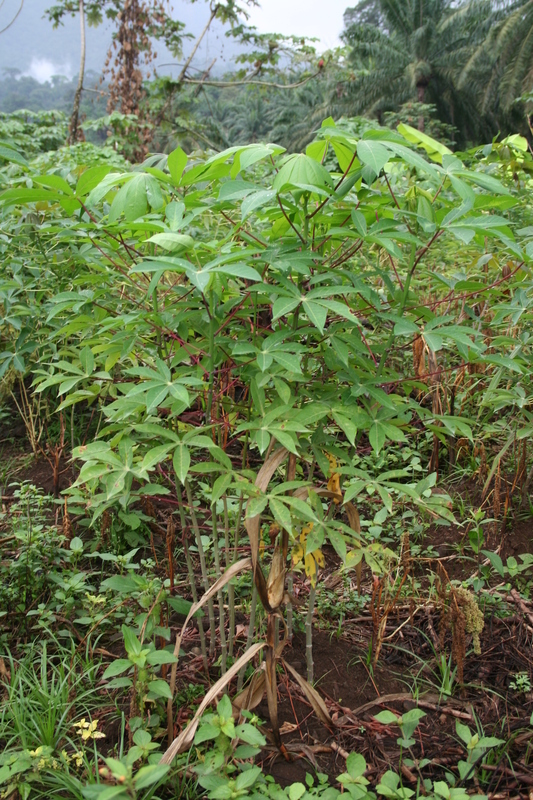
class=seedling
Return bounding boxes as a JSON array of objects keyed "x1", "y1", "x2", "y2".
[{"x1": 374, "y1": 708, "x2": 426, "y2": 749}]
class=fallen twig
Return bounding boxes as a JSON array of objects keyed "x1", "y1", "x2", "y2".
[
  {"x1": 479, "y1": 761, "x2": 533, "y2": 788},
  {"x1": 351, "y1": 692, "x2": 473, "y2": 721},
  {"x1": 508, "y1": 590, "x2": 533, "y2": 629}
]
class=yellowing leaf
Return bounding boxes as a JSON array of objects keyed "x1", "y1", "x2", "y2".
[
  {"x1": 327, "y1": 472, "x2": 342, "y2": 504},
  {"x1": 304, "y1": 553, "x2": 317, "y2": 585},
  {"x1": 325, "y1": 451, "x2": 337, "y2": 472},
  {"x1": 291, "y1": 543, "x2": 304, "y2": 566}
]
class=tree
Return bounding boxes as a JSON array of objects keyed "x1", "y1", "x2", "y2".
[
  {"x1": 68, "y1": 0, "x2": 86, "y2": 144},
  {"x1": 47, "y1": 0, "x2": 186, "y2": 153},
  {"x1": 459, "y1": 0, "x2": 533, "y2": 119},
  {"x1": 340, "y1": 0, "x2": 494, "y2": 142},
  {"x1": 264, "y1": 78, "x2": 329, "y2": 151},
  {"x1": 47, "y1": 0, "x2": 322, "y2": 157}
]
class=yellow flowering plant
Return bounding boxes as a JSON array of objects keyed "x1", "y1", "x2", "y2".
[{"x1": 72, "y1": 718, "x2": 106, "y2": 742}]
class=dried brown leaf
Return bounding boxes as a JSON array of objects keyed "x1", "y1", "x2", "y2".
[
  {"x1": 167, "y1": 557, "x2": 252, "y2": 741},
  {"x1": 161, "y1": 642, "x2": 265, "y2": 764},
  {"x1": 266, "y1": 546, "x2": 286, "y2": 610},
  {"x1": 232, "y1": 670, "x2": 266, "y2": 715},
  {"x1": 283, "y1": 660, "x2": 333, "y2": 728}
]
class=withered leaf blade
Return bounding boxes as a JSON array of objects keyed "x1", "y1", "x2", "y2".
[
  {"x1": 161, "y1": 641, "x2": 265, "y2": 764},
  {"x1": 167, "y1": 557, "x2": 252, "y2": 742},
  {"x1": 232, "y1": 669, "x2": 266, "y2": 715},
  {"x1": 266, "y1": 546, "x2": 286, "y2": 610},
  {"x1": 245, "y1": 448, "x2": 288, "y2": 612},
  {"x1": 344, "y1": 501, "x2": 362, "y2": 593},
  {"x1": 282, "y1": 659, "x2": 334, "y2": 728},
  {"x1": 246, "y1": 448, "x2": 289, "y2": 570},
  {"x1": 292, "y1": 486, "x2": 339, "y2": 502},
  {"x1": 344, "y1": 501, "x2": 360, "y2": 534}
]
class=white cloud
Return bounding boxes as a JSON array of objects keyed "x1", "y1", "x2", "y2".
[
  {"x1": 23, "y1": 57, "x2": 72, "y2": 84},
  {"x1": 245, "y1": 0, "x2": 346, "y2": 50}
]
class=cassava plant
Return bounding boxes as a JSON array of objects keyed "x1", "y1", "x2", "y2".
[{"x1": 2, "y1": 119, "x2": 533, "y2": 758}]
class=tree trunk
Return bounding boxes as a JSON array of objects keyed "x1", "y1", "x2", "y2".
[
  {"x1": 68, "y1": 0, "x2": 86, "y2": 145},
  {"x1": 417, "y1": 82, "x2": 426, "y2": 131}
]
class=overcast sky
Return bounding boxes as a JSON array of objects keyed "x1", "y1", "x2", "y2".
[{"x1": 246, "y1": 0, "x2": 347, "y2": 50}]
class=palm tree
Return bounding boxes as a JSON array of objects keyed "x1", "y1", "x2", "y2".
[
  {"x1": 224, "y1": 91, "x2": 272, "y2": 144},
  {"x1": 459, "y1": 0, "x2": 533, "y2": 116},
  {"x1": 341, "y1": 0, "x2": 494, "y2": 142},
  {"x1": 265, "y1": 79, "x2": 329, "y2": 151}
]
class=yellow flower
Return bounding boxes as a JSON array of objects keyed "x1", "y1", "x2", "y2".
[{"x1": 73, "y1": 718, "x2": 105, "y2": 741}]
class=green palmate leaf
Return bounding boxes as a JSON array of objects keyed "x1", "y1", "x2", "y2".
[
  {"x1": 455, "y1": 169, "x2": 510, "y2": 195},
  {"x1": 34, "y1": 175, "x2": 74, "y2": 195},
  {"x1": 273, "y1": 377, "x2": 291, "y2": 403},
  {"x1": 108, "y1": 174, "x2": 164, "y2": 222},
  {"x1": 76, "y1": 165, "x2": 115, "y2": 197},
  {"x1": 211, "y1": 472, "x2": 233, "y2": 504},
  {"x1": 167, "y1": 147, "x2": 188, "y2": 184},
  {"x1": 328, "y1": 529, "x2": 347, "y2": 561},
  {"x1": 303, "y1": 300, "x2": 327, "y2": 332},
  {"x1": 147, "y1": 233, "x2": 194, "y2": 251},
  {"x1": 79, "y1": 346, "x2": 94, "y2": 375},
  {"x1": 369, "y1": 420, "x2": 387, "y2": 455},
  {"x1": 305, "y1": 524, "x2": 324, "y2": 553},
  {"x1": 241, "y1": 189, "x2": 277, "y2": 217},
  {"x1": 272, "y1": 296, "x2": 301, "y2": 321},
  {"x1": 256, "y1": 351, "x2": 273, "y2": 371},
  {"x1": 247, "y1": 495, "x2": 269, "y2": 518},
  {"x1": 269, "y1": 497, "x2": 292, "y2": 532},
  {"x1": 332, "y1": 411, "x2": 358, "y2": 446},
  {"x1": 271, "y1": 428, "x2": 299, "y2": 454},
  {"x1": 214, "y1": 263, "x2": 262, "y2": 281},
  {"x1": 423, "y1": 331, "x2": 443, "y2": 351},
  {"x1": 218, "y1": 179, "x2": 259, "y2": 201},
  {"x1": 357, "y1": 140, "x2": 389, "y2": 177},
  {"x1": 272, "y1": 352, "x2": 301, "y2": 373},
  {"x1": 140, "y1": 444, "x2": 172, "y2": 472},
  {"x1": 254, "y1": 428, "x2": 271, "y2": 454},
  {"x1": 394, "y1": 319, "x2": 420, "y2": 335},
  {"x1": 273, "y1": 153, "x2": 333, "y2": 192},
  {"x1": 0, "y1": 145, "x2": 28, "y2": 167},
  {"x1": 398, "y1": 123, "x2": 452, "y2": 161},
  {"x1": 306, "y1": 140, "x2": 328, "y2": 163},
  {"x1": 173, "y1": 444, "x2": 191, "y2": 485},
  {"x1": 0, "y1": 187, "x2": 65, "y2": 206},
  {"x1": 351, "y1": 209, "x2": 367, "y2": 237}
]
